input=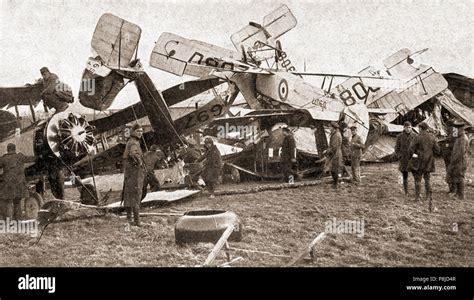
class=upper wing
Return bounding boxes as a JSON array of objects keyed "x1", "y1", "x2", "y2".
[
  {"x1": 230, "y1": 5, "x2": 297, "y2": 53},
  {"x1": 150, "y1": 32, "x2": 242, "y2": 78},
  {"x1": 0, "y1": 84, "x2": 43, "y2": 109},
  {"x1": 91, "y1": 13, "x2": 142, "y2": 69},
  {"x1": 331, "y1": 49, "x2": 448, "y2": 123},
  {"x1": 89, "y1": 78, "x2": 224, "y2": 134}
]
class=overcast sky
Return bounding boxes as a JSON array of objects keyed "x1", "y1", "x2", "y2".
[{"x1": 0, "y1": 0, "x2": 472, "y2": 113}]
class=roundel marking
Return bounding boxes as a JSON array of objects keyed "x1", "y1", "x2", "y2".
[{"x1": 278, "y1": 79, "x2": 288, "y2": 101}]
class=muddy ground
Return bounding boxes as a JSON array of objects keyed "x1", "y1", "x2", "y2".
[{"x1": 0, "y1": 159, "x2": 472, "y2": 267}]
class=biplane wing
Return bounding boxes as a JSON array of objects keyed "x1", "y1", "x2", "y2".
[
  {"x1": 436, "y1": 89, "x2": 474, "y2": 127},
  {"x1": 330, "y1": 49, "x2": 448, "y2": 123},
  {"x1": 173, "y1": 90, "x2": 237, "y2": 136},
  {"x1": 0, "y1": 84, "x2": 43, "y2": 109},
  {"x1": 369, "y1": 49, "x2": 447, "y2": 122},
  {"x1": 91, "y1": 13, "x2": 142, "y2": 70},
  {"x1": 211, "y1": 109, "x2": 312, "y2": 128},
  {"x1": 134, "y1": 73, "x2": 181, "y2": 145},
  {"x1": 443, "y1": 73, "x2": 474, "y2": 108},
  {"x1": 255, "y1": 71, "x2": 344, "y2": 121},
  {"x1": 89, "y1": 76, "x2": 232, "y2": 141},
  {"x1": 71, "y1": 143, "x2": 126, "y2": 176},
  {"x1": 230, "y1": 5, "x2": 297, "y2": 53},
  {"x1": 361, "y1": 135, "x2": 396, "y2": 162},
  {"x1": 150, "y1": 32, "x2": 243, "y2": 78}
]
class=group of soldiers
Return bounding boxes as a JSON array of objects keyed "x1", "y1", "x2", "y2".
[
  {"x1": 279, "y1": 118, "x2": 469, "y2": 202},
  {"x1": 121, "y1": 124, "x2": 222, "y2": 226},
  {"x1": 275, "y1": 122, "x2": 365, "y2": 188},
  {"x1": 395, "y1": 120, "x2": 469, "y2": 201},
  {"x1": 324, "y1": 122, "x2": 366, "y2": 189}
]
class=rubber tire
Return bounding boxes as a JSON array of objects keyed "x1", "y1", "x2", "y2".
[{"x1": 175, "y1": 210, "x2": 243, "y2": 245}]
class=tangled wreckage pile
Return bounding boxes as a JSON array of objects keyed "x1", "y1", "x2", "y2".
[{"x1": 0, "y1": 6, "x2": 472, "y2": 266}]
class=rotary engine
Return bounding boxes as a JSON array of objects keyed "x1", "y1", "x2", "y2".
[{"x1": 34, "y1": 112, "x2": 95, "y2": 163}]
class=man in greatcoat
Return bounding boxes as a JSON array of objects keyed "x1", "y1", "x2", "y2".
[
  {"x1": 183, "y1": 138, "x2": 203, "y2": 189},
  {"x1": 350, "y1": 125, "x2": 365, "y2": 184},
  {"x1": 408, "y1": 122, "x2": 440, "y2": 201},
  {"x1": 326, "y1": 121, "x2": 343, "y2": 189},
  {"x1": 0, "y1": 143, "x2": 36, "y2": 220},
  {"x1": 141, "y1": 144, "x2": 164, "y2": 200},
  {"x1": 200, "y1": 137, "x2": 222, "y2": 198},
  {"x1": 40, "y1": 67, "x2": 74, "y2": 113},
  {"x1": 340, "y1": 122, "x2": 352, "y2": 177},
  {"x1": 447, "y1": 120, "x2": 469, "y2": 200},
  {"x1": 281, "y1": 127, "x2": 296, "y2": 182},
  {"x1": 122, "y1": 124, "x2": 145, "y2": 226},
  {"x1": 394, "y1": 121, "x2": 416, "y2": 196},
  {"x1": 440, "y1": 118, "x2": 455, "y2": 193}
]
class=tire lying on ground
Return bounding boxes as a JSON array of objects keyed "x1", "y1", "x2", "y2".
[{"x1": 175, "y1": 210, "x2": 243, "y2": 245}]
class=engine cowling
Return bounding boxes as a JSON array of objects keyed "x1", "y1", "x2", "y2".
[{"x1": 43, "y1": 112, "x2": 95, "y2": 162}]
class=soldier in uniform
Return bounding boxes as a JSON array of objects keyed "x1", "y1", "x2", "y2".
[
  {"x1": 0, "y1": 143, "x2": 36, "y2": 220},
  {"x1": 350, "y1": 125, "x2": 365, "y2": 184},
  {"x1": 40, "y1": 67, "x2": 74, "y2": 113},
  {"x1": 281, "y1": 126, "x2": 296, "y2": 182},
  {"x1": 394, "y1": 121, "x2": 416, "y2": 196},
  {"x1": 447, "y1": 120, "x2": 469, "y2": 200},
  {"x1": 141, "y1": 144, "x2": 164, "y2": 200},
  {"x1": 200, "y1": 137, "x2": 222, "y2": 198},
  {"x1": 122, "y1": 124, "x2": 145, "y2": 226},
  {"x1": 326, "y1": 121, "x2": 343, "y2": 189},
  {"x1": 183, "y1": 138, "x2": 203, "y2": 189},
  {"x1": 440, "y1": 118, "x2": 455, "y2": 193},
  {"x1": 408, "y1": 122, "x2": 440, "y2": 202},
  {"x1": 340, "y1": 122, "x2": 352, "y2": 178}
]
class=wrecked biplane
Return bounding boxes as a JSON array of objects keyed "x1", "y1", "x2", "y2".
[
  {"x1": 0, "y1": 13, "x2": 238, "y2": 217},
  {"x1": 148, "y1": 5, "x2": 473, "y2": 179}
]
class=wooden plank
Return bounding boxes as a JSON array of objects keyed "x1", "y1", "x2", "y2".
[
  {"x1": 219, "y1": 257, "x2": 243, "y2": 267},
  {"x1": 119, "y1": 212, "x2": 183, "y2": 218},
  {"x1": 106, "y1": 190, "x2": 201, "y2": 208},
  {"x1": 286, "y1": 232, "x2": 326, "y2": 267},
  {"x1": 203, "y1": 225, "x2": 235, "y2": 267},
  {"x1": 224, "y1": 241, "x2": 232, "y2": 262},
  {"x1": 227, "y1": 246, "x2": 291, "y2": 258}
]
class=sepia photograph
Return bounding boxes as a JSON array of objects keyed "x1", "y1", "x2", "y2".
[{"x1": 0, "y1": 0, "x2": 472, "y2": 297}]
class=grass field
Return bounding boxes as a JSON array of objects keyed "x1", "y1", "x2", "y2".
[{"x1": 0, "y1": 159, "x2": 472, "y2": 267}]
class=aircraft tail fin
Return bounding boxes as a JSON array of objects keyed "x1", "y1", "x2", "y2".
[
  {"x1": 91, "y1": 13, "x2": 142, "y2": 70},
  {"x1": 230, "y1": 5, "x2": 297, "y2": 53}
]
